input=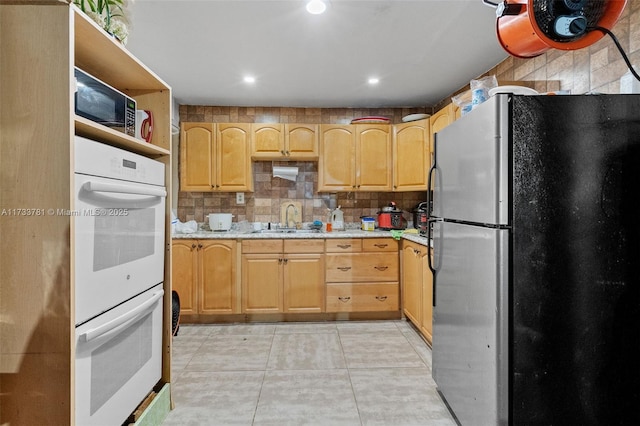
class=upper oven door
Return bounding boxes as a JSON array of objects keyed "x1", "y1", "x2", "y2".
[{"x1": 74, "y1": 173, "x2": 166, "y2": 325}]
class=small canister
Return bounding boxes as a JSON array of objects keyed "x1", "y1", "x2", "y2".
[{"x1": 361, "y1": 216, "x2": 375, "y2": 231}]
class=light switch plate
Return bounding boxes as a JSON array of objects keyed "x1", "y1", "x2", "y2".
[{"x1": 236, "y1": 192, "x2": 245, "y2": 204}]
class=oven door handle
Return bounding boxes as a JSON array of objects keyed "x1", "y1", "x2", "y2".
[
  {"x1": 82, "y1": 181, "x2": 167, "y2": 198},
  {"x1": 80, "y1": 290, "x2": 164, "y2": 343}
]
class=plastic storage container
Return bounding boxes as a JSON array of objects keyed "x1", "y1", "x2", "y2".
[{"x1": 361, "y1": 217, "x2": 375, "y2": 231}]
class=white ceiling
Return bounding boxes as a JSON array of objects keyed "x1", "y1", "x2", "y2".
[{"x1": 125, "y1": 0, "x2": 509, "y2": 108}]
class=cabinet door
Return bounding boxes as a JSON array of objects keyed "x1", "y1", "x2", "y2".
[
  {"x1": 318, "y1": 125, "x2": 356, "y2": 191},
  {"x1": 420, "y1": 249, "x2": 433, "y2": 344},
  {"x1": 284, "y1": 254, "x2": 325, "y2": 313},
  {"x1": 252, "y1": 123, "x2": 284, "y2": 159},
  {"x1": 241, "y1": 254, "x2": 283, "y2": 313},
  {"x1": 429, "y1": 104, "x2": 453, "y2": 155},
  {"x1": 393, "y1": 119, "x2": 429, "y2": 191},
  {"x1": 172, "y1": 239, "x2": 198, "y2": 315},
  {"x1": 355, "y1": 124, "x2": 392, "y2": 191},
  {"x1": 285, "y1": 124, "x2": 318, "y2": 160},
  {"x1": 180, "y1": 123, "x2": 214, "y2": 191},
  {"x1": 402, "y1": 242, "x2": 422, "y2": 326},
  {"x1": 216, "y1": 123, "x2": 253, "y2": 191},
  {"x1": 199, "y1": 240, "x2": 237, "y2": 314}
]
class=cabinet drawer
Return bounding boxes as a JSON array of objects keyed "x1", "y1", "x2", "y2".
[
  {"x1": 325, "y1": 239, "x2": 362, "y2": 252},
  {"x1": 326, "y1": 283, "x2": 399, "y2": 312},
  {"x1": 325, "y1": 253, "x2": 398, "y2": 282},
  {"x1": 284, "y1": 239, "x2": 324, "y2": 253},
  {"x1": 362, "y1": 238, "x2": 397, "y2": 252},
  {"x1": 242, "y1": 239, "x2": 283, "y2": 253}
]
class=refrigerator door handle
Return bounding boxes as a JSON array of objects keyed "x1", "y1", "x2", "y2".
[
  {"x1": 426, "y1": 217, "x2": 442, "y2": 307},
  {"x1": 427, "y1": 161, "x2": 436, "y2": 217}
]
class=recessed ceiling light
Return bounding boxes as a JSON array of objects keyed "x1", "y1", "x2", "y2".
[
  {"x1": 306, "y1": 0, "x2": 326, "y2": 15},
  {"x1": 368, "y1": 77, "x2": 380, "y2": 85},
  {"x1": 243, "y1": 76, "x2": 256, "y2": 84}
]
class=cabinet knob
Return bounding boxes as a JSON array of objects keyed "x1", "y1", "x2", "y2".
[
  {"x1": 374, "y1": 266, "x2": 388, "y2": 271},
  {"x1": 198, "y1": 243, "x2": 203, "y2": 249},
  {"x1": 191, "y1": 243, "x2": 196, "y2": 250},
  {"x1": 285, "y1": 150, "x2": 290, "y2": 156},
  {"x1": 278, "y1": 258, "x2": 283, "y2": 263},
  {"x1": 281, "y1": 150, "x2": 286, "y2": 155},
  {"x1": 338, "y1": 296, "x2": 351, "y2": 303},
  {"x1": 283, "y1": 258, "x2": 288, "y2": 264}
]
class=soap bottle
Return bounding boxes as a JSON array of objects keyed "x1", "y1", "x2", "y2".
[{"x1": 331, "y1": 206, "x2": 344, "y2": 231}]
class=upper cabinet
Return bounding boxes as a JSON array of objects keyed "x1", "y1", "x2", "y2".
[
  {"x1": 180, "y1": 122, "x2": 253, "y2": 192},
  {"x1": 429, "y1": 103, "x2": 454, "y2": 156},
  {"x1": 217, "y1": 123, "x2": 253, "y2": 191},
  {"x1": 318, "y1": 124, "x2": 392, "y2": 192},
  {"x1": 393, "y1": 119, "x2": 430, "y2": 191},
  {"x1": 251, "y1": 123, "x2": 318, "y2": 160}
]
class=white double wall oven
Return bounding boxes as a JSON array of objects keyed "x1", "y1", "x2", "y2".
[{"x1": 73, "y1": 136, "x2": 166, "y2": 425}]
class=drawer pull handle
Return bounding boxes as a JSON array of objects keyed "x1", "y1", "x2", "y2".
[
  {"x1": 375, "y1": 296, "x2": 388, "y2": 301},
  {"x1": 338, "y1": 296, "x2": 351, "y2": 302},
  {"x1": 374, "y1": 266, "x2": 388, "y2": 271},
  {"x1": 337, "y1": 244, "x2": 352, "y2": 249},
  {"x1": 374, "y1": 244, "x2": 388, "y2": 248},
  {"x1": 337, "y1": 266, "x2": 352, "y2": 271}
]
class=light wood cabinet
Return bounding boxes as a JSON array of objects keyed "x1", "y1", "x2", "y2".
[
  {"x1": 180, "y1": 122, "x2": 253, "y2": 192},
  {"x1": 172, "y1": 239, "x2": 238, "y2": 316},
  {"x1": 325, "y1": 238, "x2": 399, "y2": 312},
  {"x1": 401, "y1": 240, "x2": 432, "y2": 344},
  {"x1": 181, "y1": 123, "x2": 214, "y2": 191},
  {"x1": 252, "y1": 123, "x2": 318, "y2": 160},
  {"x1": 393, "y1": 119, "x2": 430, "y2": 191},
  {"x1": 172, "y1": 240, "x2": 199, "y2": 315},
  {"x1": 318, "y1": 124, "x2": 392, "y2": 192},
  {"x1": 429, "y1": 103, "x2": 454, "y2": 158},
  {"x1": 242, "y1": 239, "x2": 324, "y2": 313},
  {"x1": 0, "y1": 4, "x2": 172, "y2": 424}
]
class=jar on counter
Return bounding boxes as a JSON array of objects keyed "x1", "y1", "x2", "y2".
[{"x1": 361, "y1": 216, "x2": 375, "y2": 231}]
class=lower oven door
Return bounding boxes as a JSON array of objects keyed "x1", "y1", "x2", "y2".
[
  {"x1": 75, "y1": 284, "x2": 164, "y2": 426},
  {"x1": 74, "y1": 173, "x2": 166, "y2": 325}
]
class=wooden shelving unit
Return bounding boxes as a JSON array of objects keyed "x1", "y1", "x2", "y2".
[{"x1": 0, "y1": 3, "x2": 172, "y2": 424}]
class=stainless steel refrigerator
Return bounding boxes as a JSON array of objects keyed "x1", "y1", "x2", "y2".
[{"x1": 428, "y1": 93, "x2": 640, "y2": 425}]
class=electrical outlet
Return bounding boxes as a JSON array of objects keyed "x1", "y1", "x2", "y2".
[{"x1": 236, "y1": 192, "x2": 245, "y2": 204}]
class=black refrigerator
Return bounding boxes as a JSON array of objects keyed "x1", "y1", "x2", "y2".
[{"x1": 428, "y1": 93, "x2": 640, "y2": 425}]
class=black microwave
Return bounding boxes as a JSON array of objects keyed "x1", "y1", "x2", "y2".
[{"x1": 74, "y1": 67, "x2": 136, "y2": 137}]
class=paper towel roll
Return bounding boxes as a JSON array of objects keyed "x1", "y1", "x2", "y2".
[{"x1": 273, "y1": 166, "x2": 298, "y2": 182}]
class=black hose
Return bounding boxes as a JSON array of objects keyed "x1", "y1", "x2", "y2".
[
  {"x1": 483, "y1": 0, "x2": 500, "y2": 7},
  {"x1": 590, "y1": 26, "x2": 640, "y2": 82}
]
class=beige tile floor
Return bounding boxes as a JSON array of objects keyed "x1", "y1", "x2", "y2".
[{"x1": 163, "y1": 320, "x2": 458, "y2": 426}]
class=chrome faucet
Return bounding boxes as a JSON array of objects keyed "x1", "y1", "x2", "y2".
[{"x1": 285, "y1": 203, "x2": 298, "y2": 229}]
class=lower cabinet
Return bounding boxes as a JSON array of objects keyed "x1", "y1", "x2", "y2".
[
  {"x1": 325, "y1": 238, "x2": 399, "y2": 312},
  {"x1": 401, "y1": 240, "x2": 432, "y2": 343},
  {"x1": 241, "y1": 239, "x2": 325, "y2": 313},
  {"x1": 172, "y1": 239, "x2": 238, "y2": 316}
]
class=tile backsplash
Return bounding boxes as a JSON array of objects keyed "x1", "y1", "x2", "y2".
[{"x1": 177, "y1": 160, "x2": 429, "y2": 225}]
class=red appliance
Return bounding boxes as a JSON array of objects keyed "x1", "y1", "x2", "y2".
[
  {"x1": 377, "y1": 202, "x2": 406, "y2": 230},
  {"x1": 495, "y1": 0, "x2": 626, "y2": 58}
]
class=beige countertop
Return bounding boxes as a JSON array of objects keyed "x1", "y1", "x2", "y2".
[{"x1": 172, "y1": 228, "x2": 431, "y2": 247}]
